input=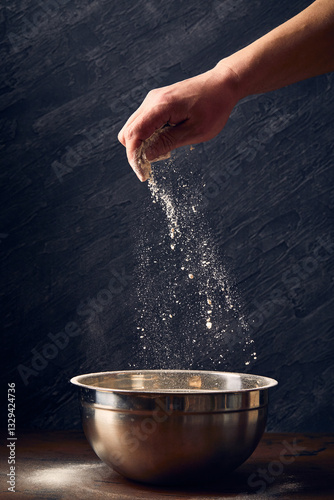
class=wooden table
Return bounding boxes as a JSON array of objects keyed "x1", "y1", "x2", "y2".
[{"x1": 1, "y1": 431, "x2": 333, "y2": 499}]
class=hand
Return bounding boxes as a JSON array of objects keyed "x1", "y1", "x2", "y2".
[{"x1": 118, "y1": 64, "x2": 240, "y2": 181}]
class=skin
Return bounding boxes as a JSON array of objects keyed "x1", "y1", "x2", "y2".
[{"x1": 118, "y1": 0, "x2": 334, "y2": 182}]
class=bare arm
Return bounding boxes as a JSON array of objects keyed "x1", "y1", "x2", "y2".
[
  {"x1": 223, "y1": 0, "x2": 334, "y2": 97},
  {"x1": 118, "y1": 0, "x2": 334, "y2": 181}
]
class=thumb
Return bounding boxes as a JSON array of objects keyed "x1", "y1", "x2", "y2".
[{"x1": 144, "y1": 122, "x2": 189, "y2": 162}]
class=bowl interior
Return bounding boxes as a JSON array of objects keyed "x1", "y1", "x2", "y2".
[{"x1": 71, "y1": 370, "x2": 278, "y2": 393}]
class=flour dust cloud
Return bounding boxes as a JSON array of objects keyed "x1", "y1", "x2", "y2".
[{"x1": 131, "y1": 155, "x2": 255, "y2": 371}]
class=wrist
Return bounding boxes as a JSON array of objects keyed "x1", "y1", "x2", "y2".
[
  {"x1": 215, "y1": 54, "x2": 254, "y2": 101},
  {"x1": 210, "y1": 60, "x2": 243, "y2": 105}
]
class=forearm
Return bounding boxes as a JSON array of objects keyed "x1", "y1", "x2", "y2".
[{"x1": 220, "y1": 0, "x2": 334, "y2": 99}]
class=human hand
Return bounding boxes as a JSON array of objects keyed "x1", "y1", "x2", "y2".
[{"x1": 118, "y1": 63, "x2": 241, "y2": 181}]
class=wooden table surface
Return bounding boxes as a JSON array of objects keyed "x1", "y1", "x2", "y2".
[{"x1": 1, "y1": 431, "x2": 333, "y2": 499}]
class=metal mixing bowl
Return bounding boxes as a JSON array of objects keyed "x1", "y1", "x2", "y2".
[{"x1": 71, "y1": 370, "x2": 277, "y2": 485}]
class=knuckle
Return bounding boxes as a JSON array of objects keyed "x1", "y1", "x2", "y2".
[
  {"x1": 147, "y1": 87, "x2": 158, "y2": 96},
  {"x1": 146, "y1": 88, "x2": 161, "y2": 101},
  {"x1": 124, "y1": 126, "x2": 136, "y2": 141},
  {"x1": 147, "y1": 86, "x2": 171, "y2": 105}
]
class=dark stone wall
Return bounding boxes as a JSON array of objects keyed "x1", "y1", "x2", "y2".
[{"x1": 1, "y1": 0, "x2": 333, "y2": 432}]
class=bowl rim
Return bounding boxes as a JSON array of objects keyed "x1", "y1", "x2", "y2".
[{"x1": 70, "y1": 369, "x2": 278, "y2": 394}]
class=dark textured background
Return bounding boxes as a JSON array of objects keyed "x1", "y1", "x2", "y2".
[{"x1": 1, "y1": 0, "x2": 333, "y2": 432}]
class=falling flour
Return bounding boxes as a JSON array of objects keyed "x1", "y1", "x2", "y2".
[{"x1": 131, "y1": 155, "x2": 255, "y2": 371}]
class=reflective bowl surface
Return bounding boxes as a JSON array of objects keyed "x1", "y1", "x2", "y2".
[{"x1": 71, "y1": 370, "x2": 277, "y2": 485}]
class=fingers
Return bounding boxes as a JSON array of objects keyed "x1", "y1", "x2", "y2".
[
  {"x1": 118, "y1": 89, "x2": 165, "y2": 147},
  {"x1": 117, "y1": 100, "x2": 148, "y2": 147},
  {"x1": 119, "y1": 111, "x2": 198, "y2": 181},
  {"x1": 120, "y1": 110, "x2": 171, "y2": 179},
  {"x1": 144, "y1": 121, "x2": 190, "y2": 161}
]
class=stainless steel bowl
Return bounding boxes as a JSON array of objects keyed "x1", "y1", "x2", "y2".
[{"x1": 71, "y1": 370, "x2": 277, "y2": 485}]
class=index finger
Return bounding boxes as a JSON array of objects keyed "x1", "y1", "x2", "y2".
[{"x1": 118, "y1": 88, "x2": 162, "y2": 146}]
